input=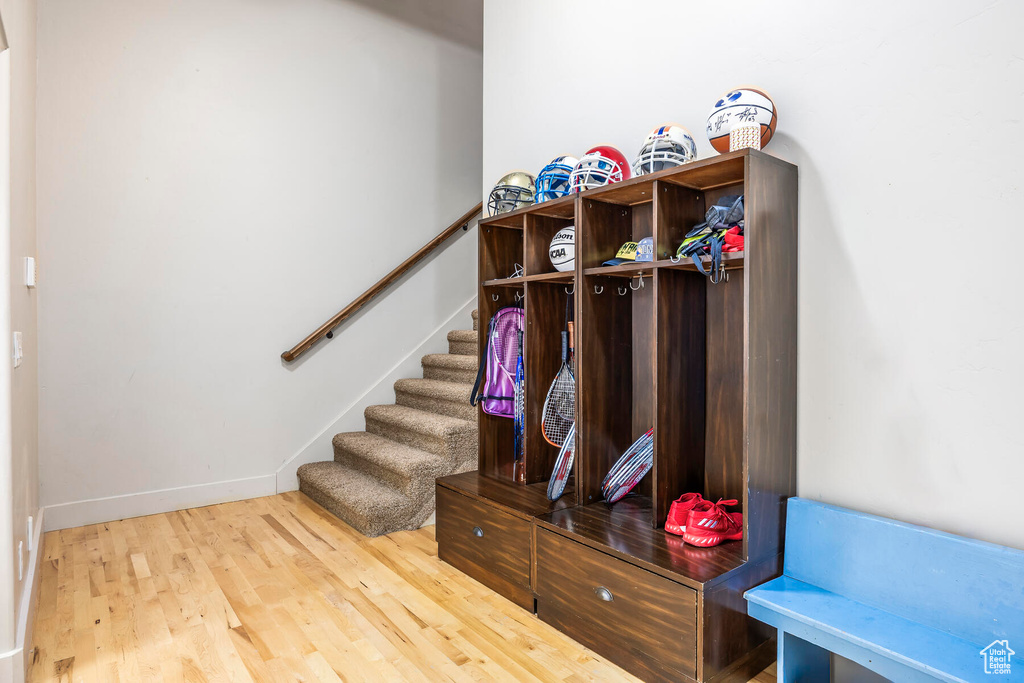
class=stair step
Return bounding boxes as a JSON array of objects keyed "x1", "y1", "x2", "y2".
[
  {"x1": 364, "y1": 404, "x2": 476, "y2": 467},
  {"x1": 394, "y1": 378, "x2": 475, "y2": 421},
  {"x1": 447, "y1": 329, "x2": 477, "y2": 356},
  {"x1": 472, "y1": 309, "x2": 478, "y2": 331},
  {"x1": 422, "y1": 353, "x2": 477, "y2": 384},
  {"x1": 332, "y1": 431, "x2": 444, "y2": 494},
  {"x1": 297, "y1": 461, "x2": 431, "y2": 537}
]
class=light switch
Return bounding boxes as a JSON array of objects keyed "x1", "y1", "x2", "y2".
[
  {"x1": 12, "y1": 331, "x2": 22, "y2": 368},
  {"x1": 24, "y1": 257, "x2": 35, "y2": 287}
]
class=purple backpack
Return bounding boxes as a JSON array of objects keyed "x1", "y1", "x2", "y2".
[{"x1": 470, "y1": 307, "x2": 524, "y2": 418}]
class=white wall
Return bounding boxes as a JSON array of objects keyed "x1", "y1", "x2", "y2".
[
  {"x1": 37, "y1": 0, "x2": 482, "y2": 527},
  {"x1": 0, "y1": 0, "x2": 40, "y2": 676},
  {"x1": 483, "y1": 0, "x2": 1024, "y2": 549}
]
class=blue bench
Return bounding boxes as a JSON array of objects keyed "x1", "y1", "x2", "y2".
[{"x1": 745, "y1": 498, "x2": 1024, "y2": 682}]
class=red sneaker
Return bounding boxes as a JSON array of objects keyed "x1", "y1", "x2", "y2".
[
  {"x1": 683, "y1": 499, "x2": 743, "y2": 547},
  {"x1": 665, "y1": 493, "x2": 704, "y2": 536}
]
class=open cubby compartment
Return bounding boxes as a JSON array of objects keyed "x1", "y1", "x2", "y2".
[
  {"x1": 654, "y1": 162, "x2": 746, "y2": 262},
  {"x1": 476, "y1": 283, "x2": 522, "y2": 482},
  {"x1": 576, "y1": 270, "x2": 655, "y2": 511},
  {"x1": 479, "y1": 218, "x2": 524, "y2": 285},
  {"x1": 577, "y1": 194, "x2": 654, "y2": 271},
  {"x1": 523, "y1": 196, "x2": 577, "y2": 277},
  {"x1": 652, "y1": 267, "x2": 746, "y2": 534},
  {"x1": 523, "y1": 281, "x2": 577, "y2": 501}
]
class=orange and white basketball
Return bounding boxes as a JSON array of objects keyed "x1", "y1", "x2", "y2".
[{"x1": 706, "y1": 87, "x2": 777, "y2": 154}]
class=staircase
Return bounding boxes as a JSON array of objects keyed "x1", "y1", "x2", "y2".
[{"x1": 297, "y1": 309, "x2": 479, "y2": 537}]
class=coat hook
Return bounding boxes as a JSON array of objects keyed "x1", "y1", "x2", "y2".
[
  {"x1": 629, "y1": 275, "x2": 645, "y2": 291},
  {"x1": 565, "y1": 284, "x2": 575, "y2": 295},
  {"x1": 594, "y1": 284, "x2": 604, "y2": 294},
  {"x1": 515, "y1": 290, "x2": 524, "y2": 302},
  {"x1": 618, "y1": 285, "x2": 628, "y2": 296},
  {"x1": 491, "y1": 293, "x2": 499, "y2": 301},
  {"x1": 669, "y1": 254, "x2": 682, "y2": 264}
]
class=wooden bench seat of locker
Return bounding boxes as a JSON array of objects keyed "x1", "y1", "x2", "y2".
[{"x1": 435, "y1": 471, "x2": 573, "y2": 610}]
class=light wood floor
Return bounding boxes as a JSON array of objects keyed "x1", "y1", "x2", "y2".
[{"x1": 29, "y1": 491, "x2": 776, "y2": 682}]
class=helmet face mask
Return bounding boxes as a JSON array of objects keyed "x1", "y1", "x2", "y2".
[
  {"x1": 633, "y1": 125, "x2": 697, "y2": 176},
  {"x1": 569, "y1": 146, "x2": 630, "y2": 193},
  {"x1": 535, "y1": 156, "x2": 578, "y2": 203},
  {"x1": 488, "y1": 171, "x2": 536, "y2": 215}
]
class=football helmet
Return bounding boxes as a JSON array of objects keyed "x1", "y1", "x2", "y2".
[
  {"x1": 569, "y1": 146, "x2": 631, "y2": 193},
  {"x1": 535, "y1": 155, "x2": 578, "y2": 203},
  {"x1": 487, "y1": 171, "x2": 536, "y2": 216},
  {"x1": 633, "y1": 124, "x2": 697, "y2": 176}
]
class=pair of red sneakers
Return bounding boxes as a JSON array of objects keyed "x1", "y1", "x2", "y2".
[{"x1": 664, "y1": 493, "x2": 742, "y2": 547}]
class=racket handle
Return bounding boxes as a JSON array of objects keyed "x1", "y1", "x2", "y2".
[
  {"x1": 561, "y1": 331, "x2": 568, "y2": 362},
  {"x1": 517, "y1": 329, "x2": 524, "y2": 354},
  {"x1": 567, "y1": 322, "x2": 574, "y2": 352}
]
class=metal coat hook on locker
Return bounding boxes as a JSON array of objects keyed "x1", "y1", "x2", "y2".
[
  {"x1": 629, "y1": 275, "x2": 645, "y2": 291},
  {"x1": 565, "y1": 284, "x2": 574, "y2": 295},
  {"x1": 594, "y1": 285, "x2": 604, "y2": 295},
  {"x1": 617, "y1": 285, "x2": 628, "y2": 296},
  {"x1": 491, "y1": 293, "x2": 499, "y2": 301},
  {"x1": 514, "y1": 290, "x2": 524, "y2": 302}
]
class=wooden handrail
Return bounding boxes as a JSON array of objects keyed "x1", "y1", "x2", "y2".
[{"x1": 281, "y1": 202, "x2": 483, "y2": 362}]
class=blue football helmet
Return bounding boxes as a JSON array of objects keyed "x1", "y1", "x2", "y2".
[{"x1": 534, "y1": 155, "x2": 579, "y2": 203}]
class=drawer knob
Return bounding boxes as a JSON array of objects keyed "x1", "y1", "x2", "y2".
[
  {"x1": 594, "y1": 586, "x2": 614, "y2": 602},
  {"x1": 472, "y1": 526, "x2": 484, "y2": 538}
]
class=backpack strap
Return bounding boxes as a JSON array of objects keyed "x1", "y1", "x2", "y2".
[{"x1": 469, "y1": 315, "x2": 494, "y2": 407}]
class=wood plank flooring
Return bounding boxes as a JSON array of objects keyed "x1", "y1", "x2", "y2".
[{"x1": 28, "y1": 491, "x2": 777, "y2": 682}]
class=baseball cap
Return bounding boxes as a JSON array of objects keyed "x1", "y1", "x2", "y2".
[{"x1": 602, "y1": 237, "x2": 654, "y2": 266}]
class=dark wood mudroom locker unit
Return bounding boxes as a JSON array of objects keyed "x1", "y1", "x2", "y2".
[{"x1": 436, "y1": 149, "x2": 798, "y2": 683}]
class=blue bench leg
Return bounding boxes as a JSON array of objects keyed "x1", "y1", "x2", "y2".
[{"x1": 778, "y1": 630, "x2": 830, "y2": 683}]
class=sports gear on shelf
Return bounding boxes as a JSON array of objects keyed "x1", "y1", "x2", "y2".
[
  {"x1": 683, "y1": 499, "x2": 743, "y2": 547},
  {"x1": 470, "y1": 307, "x2": 524, "y2": 418},
  {"x1": 548, "y1": 226, "x2": 575, "y2": 272},
  {"x1": 535, "y1": 156, "x2": 579, "y2": 203},
  {"x1": 541, "y1": 320, "x2": 575, "y2": 447},
  {"x1": 677, "y1": 195, "x2": 744, "y2": 279},
  {"x1": 601, "y1": 429, "x2": 654, "y2": 503},
  {"x1": 665, "y1": 493, "x2": 704, "y2": 536},
  {"x1": 513, "y1": 329, "x2": 526, "y2": 484},
  {"x1": 487, "y1": 171, "x2": 536, "y2": 216},
  {"x1": 546, "y1": 422, "x2": 576, "y2": 501},
  {"x1": 635, "y1": 236, "x2": 655, "y2": 262},
  {"x1": 602, "y1": 240, "x2": 645, "y2": 267},
  {"x1": 632, "y1": 124, "x2": 697, "y2": 176},
  {"x1": 706, "y1": 87, "x2": 777, "y2": 153},
  {"x1": 569, "y1": 146, "x2": 631, "y2": 193}
]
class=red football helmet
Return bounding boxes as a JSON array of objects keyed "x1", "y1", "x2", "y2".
[{"x1": 569, "y1": 145, "x2": 631, "y2": 192}]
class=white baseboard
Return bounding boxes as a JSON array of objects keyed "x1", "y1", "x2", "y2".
[
  {"x1": 43, "y1": 474, "x2": 277, "y2": 531},
  {"x1": 275, "y1": 296, "x2": 478, "y2": 493},
  {"x1": 0, "y1": 506, "x2": 45, "y2": 683}
]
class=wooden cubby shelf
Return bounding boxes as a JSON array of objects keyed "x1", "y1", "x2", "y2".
[{"x1": 438, "y1": 148, "x2": 798, "y2": 683}]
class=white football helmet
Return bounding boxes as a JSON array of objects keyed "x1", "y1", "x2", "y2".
[
  {"x1": 633, "y1": 124, "x2": 697, "y2": 176},
  {"x1": 487, "y1": 171, "x2": 536, "y2": 216},
  {"x1": 568, "y1": 146, "x2": 631, "y2": 193}
]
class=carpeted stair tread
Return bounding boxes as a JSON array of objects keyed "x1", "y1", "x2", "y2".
[
  {"x1": 365, "y1": 404, "x2": 476, "y2": 462},
  {"x1": 422, "y1": 353, "x2": 477, "y2": 383},
  {"x1": 297, "y1": 461, "x2": 430, "y2": 537},
  {"x1": 365, "y1": 404, "x2": 472, "y2": 439},
  {"x1": 446, "y1": 329, "x2": 477, "y2": 356},
  {"x1": 394, "y1": 378, "x2": 475, "y2": 421},
  {"x1": 332, "y1": 431, "x2": 446, "y2": 492}
]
